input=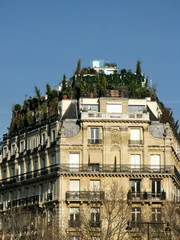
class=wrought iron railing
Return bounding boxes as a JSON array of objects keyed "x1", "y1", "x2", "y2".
[
  {"x1": 128, "y1": 140, "x2": 143, "y2": 145},
  {"x1": 127, "y1": 191, "x2": 166, "y2": 201},
  {"x1": 6, "y1": 195, "x2": 43, "y2": 208},
  {"x1": 88, "y1": 139, "x2": 102, "y2": 144},
  {"x1": 0, "y1": 164, "x2": 59, "y2": 187},
  {"x1": 66, "y1": 191, "x2": 104, "y2": 201},
  {"x1": 90, "y1": 220, "x2": 101, "y2": 228},
  {"x1": 0, "y1": 164, "x2": 180, "y2": 187},
  {"x1": 69, "y1": 220, "x2": 80, "y2": 228},
  {"x1": 59, "y1": 163, "x2": 175, "y2": 174}
]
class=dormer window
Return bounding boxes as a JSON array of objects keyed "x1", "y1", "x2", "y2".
[
  {"x1": 128, "y1": 105, "x2": 145, "y2": 113},
  {"x1": 106, "y1": 102, "x2": 122, "y2": 113}
]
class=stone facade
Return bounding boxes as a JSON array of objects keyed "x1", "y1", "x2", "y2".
[{"x1": 0, "y1": 97, "x2": 179, "y2": 239}]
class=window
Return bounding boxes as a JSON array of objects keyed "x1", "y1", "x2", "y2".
[
  {"x1": 91, "y1": 208, "x2": 100, "y2": 228},
  {"x1": 90, "y1": 128, "x2": 100, "y2": 144},
  {"x1": 151, "y1": 155, "x2": 160, "y2": 172},
  {"x1": 69, "y1": 153, "x2": 80, "y2": 171},
  {"x1": 131, "y1": 180, "x2": 141, "y2": 198},
  {"x1": 132, "y1": 208, "x2": 141, "y2": 228},
  {"x1": 32, "y1": 136, "x2": 38, "y2": 148},
  {"x1": 41, "y1": 158, "x2": 46, "y2": 169},
  {"x1": 20, "y1": 141, "x2": 25, "y2": 152},
  {"x1": 69, "y1": 180, "x2": 80, "y2": 199},
  {"x1": 106, "y1": 102, "x2": 122, "y2": 113},
  {"x1": 130, "y1": 129, "x2": 141, "y2": 145},
  {"x1": 8, "y1": 192, "x2": 12, "y2": 202},
  {"x1": 131, "y1": 155, "x2": 141, "y2": 172},
  {"x1": 47, "y1": 182, "x2": 53, "y2": 201},
  {"x1": 19, "y1": 163, "x2": 24, "y2": 175},
  {"x1": 10, "y1": 166, "x2": 15, "y2": 177},
  {"x1": 152, "y1": 180, "x2": 161, "y2": 198},
  {"x1": 27, "y1": 139, "x2": 31, "y2": 150},
  {"x1": 3, "y1": 147, "x2": 8, "y2": 158},
  {"x1": 152, "y1": 208, "x2": 162, "y2": 223},
  {"x1": 128, "y1": 105, "x2": 145, "y2": 113},
  {"x1": 2, "y1": 168, "x2": 7, "y2": 179},
  {"x1": 70, "y1": 237, "x2": 79, "y2": 240},
  {"x1": 39, "y1": 185, "x2": 43, "y2": 202},
  {"x1": 42, "y1": 133, "x2": 46, "y2": 145},
  {"x1": 69, "y1": 208, "x2": 80, "y2": 227},
  {"x1": 27, "y1": 162, "x2": 31, "y2": 172},
  {"x1": 11, "y1": 144, "x2": 15, "y2": 156},
  {"x1": 51, "y1": 130, "x2": 56, "y2": 142},
  {"x1": 91, "y1": 164, "x2": 99, "y2": 172},
  {"x1": 17, "y1": 189, "x2": 21, "y2": 199},
  {"x1": 34, "y1": 160, "x2": 38, "y2": 171},
  {"x1": 81, "y1": 104, "x2": 99, "y2": 112},
  {"x1": 90, "y1": 180, "x2": 100, "y2": 191},
  {"x1": 89, "y1": 151, "x2": 102, "y2": 170},
  {"x1": 51, "y1": 154, "x2": 56, "y2": 165}
]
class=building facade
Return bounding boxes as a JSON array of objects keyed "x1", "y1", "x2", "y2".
[{"x1": 0, "y1": 95, "x2": 180, "y2": 239}]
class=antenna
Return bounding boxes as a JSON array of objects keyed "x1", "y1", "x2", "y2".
[{"x1": 150, "y1": 79, "x2": 152, "y2": 88}]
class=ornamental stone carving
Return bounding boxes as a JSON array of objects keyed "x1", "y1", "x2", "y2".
[{"x1": 111, "y1": 130, "x2": 120, "y2": 144}]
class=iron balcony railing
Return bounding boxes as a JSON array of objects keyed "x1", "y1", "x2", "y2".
[
  {"x1": 127, "y1": 191, "x2": 166, "y2": 201},
  {"x1": 59, "y1": 163, "x2": 175, "y2": 174},
  {"x1": 66, "y1": 191, "x2": 105, "y2": 201},
  {"x1": 128, "y1": 140, "x2": 143, "y2": 145},
  {"x1": 69, "y1": 220, "x2": 80, "y2": 228},
  {"x1": 0, "y1": 164, "x2": 180, "y2": 187},
  {"x1": 7, "y1": 195, "x2": 43, "y2": 208},
  {"x1": 90, "y1": 220, "x2": 101, "y2": 228},
  {"x1": 0, "y1": 164, "x2": 59, "y2": 187},
  {"x1": 88, "y1": 139, "x2": 102, "y2": 144}
]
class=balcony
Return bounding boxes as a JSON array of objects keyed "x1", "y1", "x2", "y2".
[
  {"x1": 81, "y1": 111, "x2": 149, "y2": 121},
  {"x1": 69, "y1": 220, "x2": 80, "y2": 228},
  {"x1": 60, "y1": 163, "x2": 176, "y2": 175},
  {"x1": 88, "y1": 139, "x2": 102, "y2": 144},
  {"x1": 128, "y1": 140, "x2": 143, "y2": 145},
  {"x1": 0, "y1": 164, "x2": 59, "y2": 188},
  {"x1": 7, "y1": 195, "x2": 42, "y2": 208},
  {"x1": 90, "y1": 221, "x2": 101, "y2": 228},
  {"x1": 127, "y1": 191, "x2": 166, "y2": 201},
  {"x1": 66, "y1": 191, "x2": 104, "y2": 202}
]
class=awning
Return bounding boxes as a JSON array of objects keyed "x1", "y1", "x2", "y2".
[{"x1": 89, "y1": 151, "x2": 102, "y2": 163}]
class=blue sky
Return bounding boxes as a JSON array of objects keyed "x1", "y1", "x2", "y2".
[{"x1": 0, "y1": 0, "x2": 180, "y2": 137}]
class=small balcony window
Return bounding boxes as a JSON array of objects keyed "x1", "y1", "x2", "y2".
[
  {"x1": 91, "y1": 164, "x2": 99, "y2": 172},
  {"x1": 90, "y1": 207, "x2": 100, "y2": 228},
  {"x1": 152, "y1": 208, "x2": 162, "y2": 227},
  {"x1": 129, "y1": 129, "x2": 142, "y2": 145},
  {"x1": 90, "y1": 128, "x2": 101, "y2": 144},
  {"x1": 69, "y1": 208, "x2": 80, "y2": 227},
  {"x1": 132, "y1": 207, "x2": 141, "y2": 228}
]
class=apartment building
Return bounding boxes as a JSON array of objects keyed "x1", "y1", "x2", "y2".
[{"x1": 0, "y1": 95, "x2": 180, "y2": 239}]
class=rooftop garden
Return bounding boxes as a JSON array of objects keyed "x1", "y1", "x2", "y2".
[
  {"x1": 61, "y1": 60, "x2": 156, "y2": 100},
  {"x1": 9, "y1": 84, "x2": 59, "y2": 135},
  {"x1": 7, "y1": 60, "x2": 180, "y2": 142}
]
